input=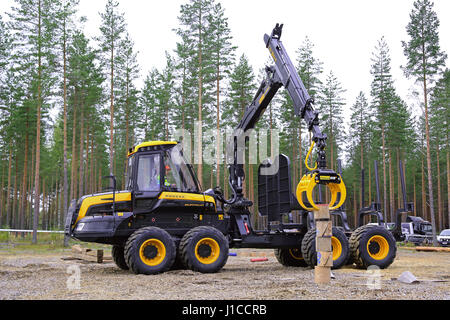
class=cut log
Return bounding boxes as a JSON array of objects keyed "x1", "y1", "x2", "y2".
[{"x1": 415, "y1": 246, "x2": 450, "y2": 252}]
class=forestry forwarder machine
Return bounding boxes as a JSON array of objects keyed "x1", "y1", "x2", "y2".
[{"x1": 65, "y1": 24, "x2": 398, "y2": 275}]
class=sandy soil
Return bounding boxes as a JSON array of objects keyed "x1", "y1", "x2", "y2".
[{"x1": 0, "y1": 247, "x2": 449, "y2": 300}]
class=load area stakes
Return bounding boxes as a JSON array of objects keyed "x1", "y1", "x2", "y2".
[{"x1": 314, "y1": 205, "x2": 333, "y2": 284}]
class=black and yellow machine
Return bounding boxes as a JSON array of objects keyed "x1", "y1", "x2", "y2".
[{"x1": 65, "y1": 24, "x2": 397, "y2": 275}]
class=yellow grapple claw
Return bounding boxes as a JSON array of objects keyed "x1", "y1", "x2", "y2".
[{"x1": 296, "y1": 173, "x2": 346, "y2": 211}]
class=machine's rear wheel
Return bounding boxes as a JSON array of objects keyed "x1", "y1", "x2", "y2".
[
  {"x1": 124, "y1": 226, "x2": 176, "y2": 275},
  {"x1": 274, "y1": 247, "x2": 308, "y2": 267},
  {"x1": 180, "y1": 226, "x2": 229, "y2": 273},
  {"x1": 349, "y1": 225, "x2": 397, "y2": 269},
  {"x1": 301, "y1": 227, "x2": 350, "y2": 269},
  {"x1": 112, "y1": 245, "x2": 129, "y2": 270}
]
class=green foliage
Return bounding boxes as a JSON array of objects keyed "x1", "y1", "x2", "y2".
[
  {"x1": 318, "y1": 70, "x2": 346, "y2": 167},
  {"x1": 401, "y1": 0, "x2": 447, "y2": 83},
  {"x1": 0, "y1": 0, "x2": 448, "y2": 242}
]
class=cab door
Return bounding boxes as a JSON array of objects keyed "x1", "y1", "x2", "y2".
[{"x1": 132, "y1": 152, "x2": 163, "y2": 214}]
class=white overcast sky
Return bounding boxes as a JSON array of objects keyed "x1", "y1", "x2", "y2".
[{"x1": 1, "y1": 0, "x2": 449, "y2": 125}]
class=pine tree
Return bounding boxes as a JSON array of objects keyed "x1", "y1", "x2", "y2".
[
  {"x1": 0, "y1": 14, "x2": 12, "y2": 226},
  {"x1": 68, "y1": 30, "x2": 105, "y2": 194},
  {"x1": 207, "y1": 2, "x2": 235, "y2": 187},
  {"x1": 430, "y1": 69, "x2": 449, "y2": 229},
  {"x1": 318, "y1": 70, "x2": 346, "y2": 171},
  {"x1": 97, "y1": 0, "x2": 126, "y2": 179},
  {"x1": 115, "y1": 32, "x2": 140, "y2": 187},
  {"x1": 348, "y1": 92, "x2": 371, "y2": 178},
  {"x1": 295, "y1": 36, "x2": 323, "y2": 176},
  {"x1": 176, "y1": 0, "x2": 215, "y2": 187},
  {"x1": 402, "y1": 0, "x2": 447, "y2": 243},
  {"x1": 370, "y1": 36, "x2": 396, "y2": 222},
  {"x1": 223, "y1": 55, "x2": 255, "y2": 128},
  {"x1": 8, "y1": 0, "x2": 59, "y2": 243},
  {"x1": 172, "y1": 36, "x2": 197, "y2": 144},
  {"x1": 140, "y1": 69, "x2": 164, "y2": 141},
  {"x1": 54, "y1": 0, "x2": 79, "y2": 246},
  {"x1": 223, "y1": 54, "x2": 256, "y2": 196}
]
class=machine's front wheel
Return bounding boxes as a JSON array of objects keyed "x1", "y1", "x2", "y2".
[
  {"x1": 349, "y1": 225, "x2": 397, "y2": 269},
  {"x1": 180, "y1": 226, "x2": 229, "y2": 273},
  {"x1": 124, "y1": 226, "x2": 176, "y2": 275},
  {"x1": 274, "y1": 247, "x2": 308, "y2": 267},
  {"x1": 301, "y1": 227, "x2": 350, "y2": 269}
]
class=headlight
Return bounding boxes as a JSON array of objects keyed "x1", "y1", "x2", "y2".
[{"x1": 75, "y1": 223, "x2": 85, "y2": 231}]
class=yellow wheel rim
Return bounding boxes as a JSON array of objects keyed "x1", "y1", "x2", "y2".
[
  {"x1": 367, "y1": 235, "x2": 389, "y2": 260},
  {"x1": 288, "y1": 248, "x2": 304, "y2": 260},
  {"x1": 331, "y1": 236, "x2": 342, "y2": 261},
  {"x1": 195, "y1": 238, "x2": 220, "y2": 265},
  {"x1": 139, "y1": 239, "x2": 166, "y2": 266}
]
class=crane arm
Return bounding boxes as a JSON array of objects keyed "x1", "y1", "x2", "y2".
[{"x1": 223, "y1": 23, "x2": 345, "y2": 211}]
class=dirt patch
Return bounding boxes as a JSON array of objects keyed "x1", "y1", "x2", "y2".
[{"x1": 0, "y1": 247, "x2": 449, "y2": 300}]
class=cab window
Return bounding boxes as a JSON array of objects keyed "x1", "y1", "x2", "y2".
[
  {"x1": 165, "y1": 145, "x2": 199, "y2": 192},
  {"x1": 163, "y1": 154, "x2": 183, "y2": 190},
  {"x1": 136, "y1": 154, "x2": 161, "y2": 191}
]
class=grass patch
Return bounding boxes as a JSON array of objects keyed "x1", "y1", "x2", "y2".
[{"x1": 0, "y1": 231, "x2": 111, "y2": 255}]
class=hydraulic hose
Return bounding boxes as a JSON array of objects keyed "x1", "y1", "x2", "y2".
[{"x1": 305, "y1": 141, "x2": 318, "y2": 171}]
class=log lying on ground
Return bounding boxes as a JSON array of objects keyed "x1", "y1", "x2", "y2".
[
  {"x1": 415, "y1": 246, "x2": 450, "y2": 252},
  {"x1": 61, "y1": 245, "x2": 113, "y2": 263}
]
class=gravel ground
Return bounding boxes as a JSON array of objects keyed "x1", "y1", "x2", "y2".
[{"x1": 0, "y1": 247, "x2": 449, "y2": 300}]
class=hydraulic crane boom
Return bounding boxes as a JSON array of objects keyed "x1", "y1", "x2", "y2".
[{"x1": 225, "y1": 23, "x2": 345, "y2": 211}]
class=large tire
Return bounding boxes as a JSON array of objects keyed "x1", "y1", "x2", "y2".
[
  {"x1": 180, "y1": 226, "x2": 229, "y2": 273},
  {"x1": 274, "y1": 247, "x2": 308, "y2": 267},
  {"x1": 349, "y1": 225, "x2": 397, "y2": 269},
  {"x1": 112, "y1": 245, "x2": 129, "y2": 270},
  {"x1": 170, "y1": 245, "x2": 186, "y2": 270},
  {"x1": 301, "y1": 227, "x2": 350, "y2": 270},
  {"x1": 124, "y1": 226, "x2": 176, "y2": 275}
]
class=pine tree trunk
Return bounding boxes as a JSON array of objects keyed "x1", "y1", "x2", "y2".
[
  {"x1": 19, "y1": 130, "x2": 29, "y2": 232},
  {"x1": 381, "y1": 124, "x2": 388, "y2": 223},
  {"x1": 196, "y1": 8, "x2": 203, "y2": 188},
  {"x1": 299, "y1": 126, "x2": 302, "y2": 176},
  {"x1": 0, "y1": 162, "x2": 4, "y2": 225},
  {"x1": 360, "y1": 134, "x2": 364, "y2": 208},
  {"x1": 353, "y1": 183, "x2": 357, "y2": 228},
  {"x1": 90, "y1": 135, "x2": 94, "y2": 194},
  {"x1": 109, "y1": 38, "x2": 115, "y2": 179},
  {"x1": 63, "y1": 10, "x2": 69, "y2": 246},
  {"x1": 6, "y1": 145, "x2": 12, "y2": 228},
  {"x1": 389, "y1": 150, "x2": 394, "y2": 222},
  {"x1": 32, "y1": 0, "x2": 42, "y2": 244},
  {"x1": 447, "y1": 149, "x2": 450, "y2": 228},
  {"x1": 436, "y1": 144, "x2": 442, "y2": 231},
  {"x1": 397, "y1": 149, "x2": 401, "y2": 210},
  {"x1": 216, "y1": 64, "x2": 221, "y2": 187},
  {"x1": 55, "y1": 174, "x2": 59, "y2": 229},
  {"x1": 423, "y1": 74, "x2": 438, "y2": 245},
  {"x1": 70, "y1": 91, "x2": 77, "y2": 201},
  {"x1": 78, "y1": 101, "x2": 84, "y2": 198},
  {"x1": 28, "y1": 144, "x2": 35, "y2": 230},
  {"x1": 125, "y1": 110, "x2": 129, "y2": 190},
  {"x1": 413, "y1": 172, "x2": 416, "y2": 216},
  {"x1": 42, "y1": 178, "x2": 45, "y2": 230},
  {"x1": 421, "y1": 156, "x2": 427, "y2": 219},
  {"x1": 368, "y1": 162, "x2": 372, "y2": 204},
  {"x1": 12, "y1": 157, "x2": 18, "y2": 229},
  {"x1": 85, "y1": 126, "x2": 89, "y2": 193}
]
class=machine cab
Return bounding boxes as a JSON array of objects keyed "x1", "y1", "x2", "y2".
[{"x1": 126, "y1": 141, "x2": 202, "y2": 213}]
